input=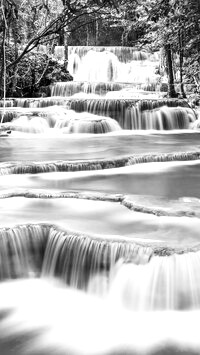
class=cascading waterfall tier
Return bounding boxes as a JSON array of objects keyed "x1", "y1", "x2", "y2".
[
  {"x1": 42, "y1": 227, "x2": 152, "y2": 289},
  {"x1": 55, "y1": 45, "x2": 159, "y2": 64},
  {"x1": 54, "y1": 46, "x2": 160, "y2": 85},
  {"x1": 68, "y1": 46, "x2": 157, "y2": 63},
  {"x1": 68, "y1": 99, "x2": 195, "y2": 130},
  {"x1": 2, "y1": 222, "x2": 200, "y2": 308},
  {"x1": 110, "y1": 251, "x2": 200, "y2": 310},
  {"x1": 66, "y1": 113, "x2": 121, "y2": 133},
  {"x1": 2, "y1": 98, "x2": 185, "y2": 109},
  {"x1": 0, "y1": 223, "x2": 152, "y2": 287},
  {"x1": 0, "y1": 99, "x2": 14, "y2": 108},
  {"x1": 0, "y1": 224, "x2": 49, "y2": 280},
  {"x1": 70, "y1": 49, "x2": 159, "y2": 84},
  {"x1": 51, "y1": 81, "x2": 138, "y2": 97},
  {"x1": 0, "y1": 98, "x2": 195, "y2": 130},
  {"x1": 0, "y1": 110, "x2": 121, "y2": 134}
]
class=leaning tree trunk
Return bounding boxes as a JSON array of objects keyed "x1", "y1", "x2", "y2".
[{"x1": 165, "y1": 44, "x2": 177, "y2": 98}]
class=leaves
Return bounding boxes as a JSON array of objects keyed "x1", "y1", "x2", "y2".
[{"x1": 1, "y1": 0, "x2": 200, "y2": 96}]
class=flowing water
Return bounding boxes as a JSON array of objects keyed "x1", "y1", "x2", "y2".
[{"x1": 1, "y1": 46, "x2": 200, "y2": 355}]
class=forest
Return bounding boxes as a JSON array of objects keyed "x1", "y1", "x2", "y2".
[{"x1": 0, "y1": 0, "x2": 200, "y2": 99}]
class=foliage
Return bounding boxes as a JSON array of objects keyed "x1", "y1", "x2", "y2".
[
  {"x1": 108, "y1": 0, "x2": 200, "y2": 96},
  {"x1": 0, "y1": 0, "x2": 200, "y2": 97},
  {"x1": 0, "y1": 0, "x2": 118, "y2": 97},
  {"x1": 5, "y1": 47, "x2": 73, "y2": 97}
]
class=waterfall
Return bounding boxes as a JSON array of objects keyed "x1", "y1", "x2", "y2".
[
  {"x1": 0, "y1": 110, "x2": 16, "y2": 123},
  {"x1": 0, "y1": 99, "x2": 14, "y2": 107},
  {"x1": 14, "y1": 97, "x2": 67, "y2": 108},
  {"x1": 51, "y1": 81, "x2": 133, "y2": 97},
  {"x1": 1, "y1": 110, "x2": 122, "y2": 134},
  {"x1": 68, "y1": 46, "x2": 157, "y2": 62},
  {"x1": 54, "y1": 45, "x2": 159, "y2": 83},
  {"x1": 1, "y1": 46, "x2": 197, "y2": 132},
  {"x1": 68, "y1": 99, "x2": 195, "y2": 130},
  {"x1": 1, "y1": 98, "x2": 195, "y2": 131},
  {"x1": 42, "y1": 227, "x2": 152, "y2": 289},
  {"x1": 66, "y1": 113, "x2": 121, "y2": 133},
  {"x1": 54, "y1": 45, "x2": 159, "y2": 64},
  {"x1": 109, "y1": 251, "x2": 200, "y2": 310},
  {"x1": 0, "y1": 224, "x2": 49, "y2": 279},
  {"x1": 51, "y1": 46, "x2": 161, "y2": 99},
  {"x1": 1, "y1": 222, "x2": 200, "y2": 310},
  {"x1": 68, "y1": 48, "x2": 159, "y2": 84},
  {"x1": 6, "y1": 115, "x2": 50, "y2": 133},
  {"x1": 0, "y1": 223, "x2": 152, "y2": 289}
]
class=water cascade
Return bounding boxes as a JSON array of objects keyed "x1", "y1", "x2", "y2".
[
  {"x1": 0, "y1": 224, "x2": 49, "y2": 280},
  {"x1": 0, "y1": 223, "x2": 152, "y2": 286},
  {"x1": 1, "y1": 45, "x2": 200, "y2": 355},
  {"x1": 0, "y1": 98, "x2": 196, "y2": 131},
  {"x1": 51, "y1": 45, "x2": 161, "y2": 101},
  {"x1": 42, "y1": 226, "x2": 152, "y2": 289},
  {"x1": 109, "y1": 251, "x2": 200, "y2": 310},
  {"x1": 51, "y1": 81, "x2": 132, "y2": 97},
  {"x1": 67, "y1": 99, "x2": 195, "y2": 130},
  {"x1": 55, "y1": 46, "x2": 160, "y2": 83}
]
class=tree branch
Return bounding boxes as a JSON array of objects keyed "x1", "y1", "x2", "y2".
[{"x1": 6, "y1": 1, "x2": 113, "y2": 71}]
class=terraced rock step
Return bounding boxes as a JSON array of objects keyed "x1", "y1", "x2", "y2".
[
  {"x1": 1, "y1": 151, "x2": 200, "y2": 175},
  {"x1": 0, "y1": 190, "x2": 199, "y2": 218}
]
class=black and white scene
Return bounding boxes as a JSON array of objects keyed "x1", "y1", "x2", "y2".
[{"x1": 0, "y1": 0, "x2": 200, "y2": 354}]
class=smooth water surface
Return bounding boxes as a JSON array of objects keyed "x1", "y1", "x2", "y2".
[{"x1": 1, "y1": 132, "x2": 200, "y2": 162}]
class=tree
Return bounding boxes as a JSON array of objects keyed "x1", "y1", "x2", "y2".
[
  {"x1": 0, "y1": 0, "x2": 119, "y2": 97},
  {"x1": 135, "y1": 0, "x2": 200, "y2": 97},
  {"x1": 1, "y1": 0, "x2": 200, "y2": 98}
]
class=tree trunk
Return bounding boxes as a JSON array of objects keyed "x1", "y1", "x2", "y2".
[
  {"x1": 178, "y1": 30, "x2": 186, "y2": 98},
  {"x1": 0, "y1": 5, "x2": 6, "y2": 102},
  {"x1": 62, "y1": 0, "x2": 69, "y2": 70},
  {"x1": 58, "y1": 29, "x2": 64, "y2": 45},
  {"x1": 0, "y1": 2, "x2": 7, "y2": 122},
  {"x1": 10, "y1": 20, "x2": 19, "y2": 96},
  {"x1": 95, "y1": 19, "x2": 99, "y2": 46},
  {"x1": 165, "y1": 44, "x2": 177, "y2": 98},
  {"x1": 179, "y1": 50, "x2": 186, "y2": 98},
  {"x1": 64, "y1": 29, "x2": 69, "y2": 69},
  {"x1": 0, "y1": 28, "x2": 5, "y2": 98},
  {"x1": 86, "y1": 25, "x2": 89, "y2": 45}
]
